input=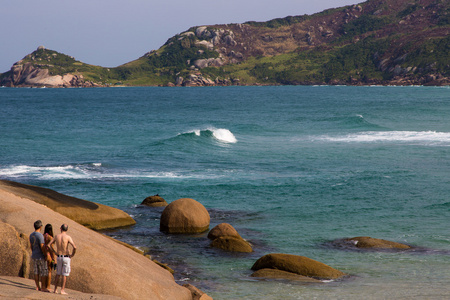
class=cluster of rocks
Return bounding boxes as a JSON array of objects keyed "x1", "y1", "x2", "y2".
[
  {"x1": 143, "y1": 196, "x2": 253, "y2": 253},
  {"x1": 167, "y1": 74, "x2": 239, "y2": 87},
  {"x1": 0, "y1": 62, "x2": 101, "y2": 88},
  {"x1": 142, "y1": 193, "x2": 416, "y2": 283}
]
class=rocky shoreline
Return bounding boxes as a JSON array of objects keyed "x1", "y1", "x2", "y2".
[{"x1": 1, "y1": 180, "x2": 416, "y2": 299}]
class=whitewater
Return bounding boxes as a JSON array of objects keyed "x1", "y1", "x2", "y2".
[{"x1": 1, "y1": 86, "x2": 449, "y2": 299}]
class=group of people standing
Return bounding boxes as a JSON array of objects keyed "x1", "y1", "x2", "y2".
[{"x1": 29, "y1": 220, "x2": 77, "y2": 295}]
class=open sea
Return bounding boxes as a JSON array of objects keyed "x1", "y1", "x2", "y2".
[{"x1": 1, "y1": 86, "x2": 449, "y2": 299}]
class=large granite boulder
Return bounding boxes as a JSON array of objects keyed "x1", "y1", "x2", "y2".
[
  {"x1": 160, "y1": 198, "x2": 210, "y2": 233},
  {"x1": 251, "y1": 253, "x2": 346, "y2": 280},
  {"x1": 141, "y1": 194, "x2": 168, "y2": 207},
  {"x1": 207, "y1": 223, "x2": 241, "y2": 240},
  {"x1": 210, "y1": 236, "x2": 253, "y2": 253},
  {"x1": 208, "y1": 223, "x2": 252, "y2": 252},
  {"x1": 345, "y1": 236, "x2": 411, "y2": 249},
  {"x1": 0, "y1": 222, "x2": 30, "y2": 277},
  {"x1": 0, "y1": 185, "x2": 191, "y2": 300},
  {"x1": 0, "y1": 180, "x2": 135, "y2": 230}
]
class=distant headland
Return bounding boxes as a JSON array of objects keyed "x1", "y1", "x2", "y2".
[{"x1": 1, "y1": 0, "x2": 448, "y2": 87}]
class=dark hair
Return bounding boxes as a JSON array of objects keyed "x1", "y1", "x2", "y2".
[
  {"x1": 34, "y1": 220, "x2": 43, "y2": 230},
  {"x1": 44, "y1": 224, "x2": 54, "y2": 237},
  {"x1": 61, "y1": 224, "x2": 68, "y2": 232}
]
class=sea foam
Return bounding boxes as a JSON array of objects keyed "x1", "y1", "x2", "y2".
[{"x1": 317, "y1": 131, "x2": 450, "y2": 145}]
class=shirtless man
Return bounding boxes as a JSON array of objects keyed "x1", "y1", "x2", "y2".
[{"x1": 49, "y1": 224, "x2": 76, "y2": 295}]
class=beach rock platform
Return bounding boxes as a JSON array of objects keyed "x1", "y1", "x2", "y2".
[
  {"x1": 208, "y1": 223, "x2": 253, "y2": 253},
  {"x1": 0, "y1": 180, "x2": 136, "y2": 230},
  {"x1": 0, "y1": 181, "x2": 192, "y2": 300},
  {"x1": 160, "y1": 198, "x2": 210, "y2": 234},
  {"x1": 141, "y1": 194, "x2": 168, "y2": 207},
  {"x1": 251, "y1": 253, "x2": 346, "y2": 280}
]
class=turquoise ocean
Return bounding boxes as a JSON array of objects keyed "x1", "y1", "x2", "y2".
[{"x1": 1, "y1": 86, "x2": 449, "y2": 299}]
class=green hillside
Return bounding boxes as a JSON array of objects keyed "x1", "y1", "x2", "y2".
[{"x1": 2, "y1": 0, "x2": 449, "y2": 87}]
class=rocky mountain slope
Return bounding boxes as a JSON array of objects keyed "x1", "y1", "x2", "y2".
[{"x1": 1, "y1": 0, "x2": 449, "y2": 87}]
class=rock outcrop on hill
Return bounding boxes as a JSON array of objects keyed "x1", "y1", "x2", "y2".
[{"x1": 0, "y1": 182, "x2": 191, "y2": 300}]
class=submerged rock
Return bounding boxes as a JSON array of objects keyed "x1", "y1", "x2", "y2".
[
  {"x1": 344, "y1": 236, "x2": 411, "y2": 249},
  {"x1": 251, "y1": 253, "x2": 346, "y2": 280},
  {"x1": 251, "y1": 268, "x2": 322, "y2": 283},
  {"x1": 160, "y1": 198, "x2": 210, "y2": 233},
  {"x1": 141, "y1": 194, "x2": 168, "y2": 207}
]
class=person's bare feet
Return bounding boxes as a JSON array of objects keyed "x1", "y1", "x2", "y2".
[
  {"x1": 61, "y1": 291, "x2": 68, "y2": 295},
  {"x1": 41, "y1": 288, "x2": 51, "y2": 293}
]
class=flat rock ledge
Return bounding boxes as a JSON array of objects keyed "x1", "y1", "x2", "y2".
[
  {"x1": 0, "y1": 180, "x2": 135, "y2": 230},
  {"x1": 251, "y1": 253, "x2": 346, "y2": 280}
]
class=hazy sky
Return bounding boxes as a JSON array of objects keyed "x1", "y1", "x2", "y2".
[{"x1": 0, "y1": 0, "x2": 362, "y2": 72}]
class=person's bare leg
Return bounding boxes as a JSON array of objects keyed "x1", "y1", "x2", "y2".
[
  {"x1": 53, "y1": 274, "x2": 59, "y2": 293},
  {"x1": 34, "y1": 274, "x2": 40, "y2": 291},
  {"x1": 60, "y1": 276, "x2": 68, "y2": 295},
  {"x1": 40, "y1": 276, "x2": 50, "y2": 292},
  {"x1": 46, "y1": 267, "x2": 52, "y2": 289}
]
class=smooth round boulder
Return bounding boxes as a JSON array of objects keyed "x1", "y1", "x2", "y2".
[
  {"x1": 207, "y1": 223, "x2": 241, "y2": 240},
  {"x1": 345, "y1": 236, "x2": 411, "y2": 249},
  {"x1": 141, "y1": 194, "x2": 168, "y2": 207},
  {"x1": 0, "y1": 222, "x2": 29, "y2": 277},
  {"x1": 251, "y1": 268, "x2": 322, "y2": 283},
  {"x1": 210, "y1": 236, "x2": 253, "y2": 253},
  {"x1": 160, "y1": 198, "x2": 210, "y2": 234},
  {"x1": 251, "y1": 253, "x2": 346, "y2": 280}
]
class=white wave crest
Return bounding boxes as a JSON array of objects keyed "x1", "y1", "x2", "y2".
[
  {"x1": 211, "y1": 128, "x2": 237, "y2": 143},
  {"x1": 317, "y1": 131, "x2": 450, "y2": 144},
  {"x1": 181, "y1": 127, "x2": 237, "y2": 143}
]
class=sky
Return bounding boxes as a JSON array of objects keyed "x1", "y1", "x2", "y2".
[{"x1": 0, "y1": 0, "x2": 363, "y2": 72}]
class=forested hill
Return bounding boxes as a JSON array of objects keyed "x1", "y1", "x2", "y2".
[{"x1": 1, "y1": 0, "x2": 449, "y2": 87}]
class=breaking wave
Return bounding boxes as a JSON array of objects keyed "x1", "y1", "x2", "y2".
[
  {"x1": 178, "y1": 127, "x2": 237, "y2": 143},
  {"x1": 0, "y1": 163, "x2": 220, "y2": 180}
]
